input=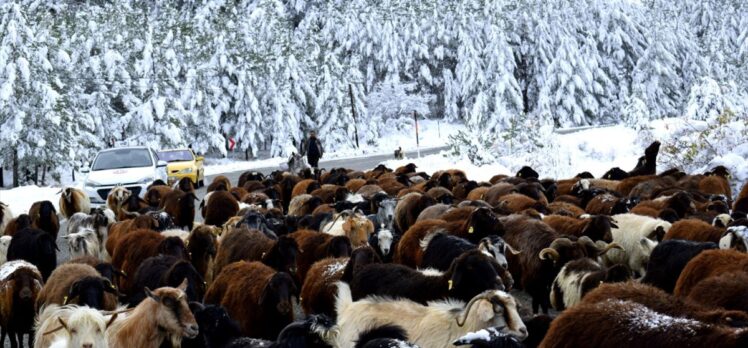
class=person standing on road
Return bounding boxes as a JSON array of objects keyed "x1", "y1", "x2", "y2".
[{"x1": 302, "y1": 130, "x2": 324, "y2": 169}]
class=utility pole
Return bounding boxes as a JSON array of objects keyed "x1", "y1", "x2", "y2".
[{"x1": 349, "y1": 84, "x2": 360, "y2": 149}]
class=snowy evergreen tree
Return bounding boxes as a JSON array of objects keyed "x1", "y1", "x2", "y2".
[{"x1": 632, "y1": 29, "x2": 683, "y2": 119}]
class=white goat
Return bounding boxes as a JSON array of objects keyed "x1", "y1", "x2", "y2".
[
  {"x1": 34, "y1": 305, "x2": 112, "y2": 348},
  {"x1": 334, "y1": 282, "x2": 527, "y2": 348},
  {"x1": 602, "y1": 213, "x2": 670, "y2": 278}
]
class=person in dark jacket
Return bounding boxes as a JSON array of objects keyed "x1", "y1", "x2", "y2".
[{"x1": 302, "y1": 131, "x2": 324, "y2": 169}]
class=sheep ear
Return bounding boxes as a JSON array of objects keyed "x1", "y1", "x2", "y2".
[
  {"x1": 58, "y1": 317, "x2": 69, "y2": 331},
  {"x1": 178, "y1": 278, "x2": 188, "y2": 292},
  {"x1": 144, "y1": 287, "x2": 160, "y2": 302},
  {"x1": 476, "y1": 301, "x2": 495, "y2": 322}
]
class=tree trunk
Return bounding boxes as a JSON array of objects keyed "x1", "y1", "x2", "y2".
[
  {"x1": 245, "y1": 149, "x2": 249, "y2": 161},
  {"x1": 12, "y1": 151, "x2": 19, "y2": 188},
  {"x1": 0, "y1": 167, "x2": 4, "y2": 187},
  {"x1": 41, "y1": 166, "x2": 47, "y2": 186},
  {"x1": 34, "y1": 165, "x2": 39, "y2": 185},
  {"x1": 72, "y1": 168, "x2": 75, "y2": 182}
]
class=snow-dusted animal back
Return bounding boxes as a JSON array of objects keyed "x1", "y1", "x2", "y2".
[
  {"x1": 288, "y1": 153, "x2": 311, "y2": 174},
  {"x1": 0, "y1": 260, "x2": 41, "y2": 281}
]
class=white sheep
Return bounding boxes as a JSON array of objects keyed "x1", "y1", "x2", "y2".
[
  {"x1": 719, "y1": 225, "x2": 748, "y2": 251},
  {"x1": 0, "y1": 202, "x2": 13, "y2": 235},
  {"x1": 34, "y1": 305, "x2": 112, "y2": 348},
  {"x1": 601, "y1": 213, "x2": 671, "y2": 278},
  {"x1": 333, "y1": 282, "x2": 527, "y2": 348},
  {"x1": 0, "y1": 236, "x2": 12, "y2": 266}
]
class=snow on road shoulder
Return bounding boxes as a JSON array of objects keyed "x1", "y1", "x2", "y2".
[
  {"x1": 0, "y1": 185, "x2": 60, "y2": 215},
  {"x1": 384, "y1": 125, "x2": 642, "y2": 180}
]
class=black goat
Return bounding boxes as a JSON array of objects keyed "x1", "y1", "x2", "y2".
[
  {"x1": 355, "y1": 324, "x2": 417, "y2": 348},
  {"x1": 7, "y1": 228, "x2": 57, "y2": 280},
  {"x1": 129, "y1": 255, "x2": 205, "y2": 306},
  {"x1": 642, "y1": 240, "x2": 718, "y2": 293}
]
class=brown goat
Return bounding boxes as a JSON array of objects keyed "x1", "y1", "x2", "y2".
[
  {"x1": 345, "y1": 179, "x2": 368, "y2": 194},
  {"x1": 356, "y1": 184, "x2": 385, "y2": 200},
  {"x1": 36, "y1": 263, "x2": 118, "y2": 311},
  {"x1": 616, "y1": 175, "x2": 657, "y2": 196},
  {"x1": 698, "y1": 174, "x2": 731, "y2": 201},
  {"x1": 206, "y1": 175, "x2": 232, "y2": 193},
  {"x1": 311, "y1": 185, "x2": 349, "y2": 204},
  {"x1": 111, "y1": 229, "x2": 188, "y2": 293},
  {"x1": 213, "y1": 228, "x2": 299, "y2": 277},
  {"x1": 107, "y1": 282, "x2": 198, "y2": 348},
  {"x1": 547, "y1": 202, "x2": 585, "y2": 217},
  {"x1": 4, "y1": 214, "x2": 33, "y2": 237},
  {"x1": 288, "y1": 229, "x2": 352, "y2": 282},
  {"x1": 393, "y1": 192, "x2": 436, "y2": 234},
  {"x1": 106, "y1": 187, "x2": 132, "y2": 218},
  {"x1": 583, "y1": 281, "x2": 748, "y2": 326},
  {"x1": 299, "y1": 247, "x2": 381, "y2": 319},
  {"x1": 497, "y1": 193, "x2": 547, "y2": 214},
  {"x1": 287, "y1": 194, "x2": 323, "y2": 217},
  {"x1": 204, "y1": 261, "x2": 297, "y2": 339},
  {"x1": 203, "y1": 191, "x2": 239, "y2": 227},
  {"x1": 187, "y1": 225, "x2": 219, "y2": 285},
  {"x1": 465, "y1": 186, "x2": 490, "y2": 201},
  {"x1": 426, "y1": 187, "x2": 454, "y2": 204},
  {"x1": 106, "y1": 213, "x2": 163, "y2": 257},
  {"x1": 584, "y1": 193, "x2": 628, "y2": 215},
  {"x1": 59, "y1": 188, "x2": 91, "y2": 219},
  {"x1": 674, "y1": 249, "x2": 748, "y2": 298},
  {"x1": 416, "y1": 204, "x2": 452, "y2": 222},
  {"x1": 663, "y1": 218, "x2": 724, "y2": 243}
]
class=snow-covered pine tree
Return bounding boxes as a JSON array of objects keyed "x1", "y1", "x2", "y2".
[{"x1": 631, "y1": 28, "x2": 683, "y2": 119}]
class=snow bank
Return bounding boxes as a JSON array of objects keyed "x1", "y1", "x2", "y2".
[
  {"x1": 0, "y1": 185, "x2": 60, "y2": 215},
  {"x1": 384, "y1": 125, "x2": 641, "y2": 180}
]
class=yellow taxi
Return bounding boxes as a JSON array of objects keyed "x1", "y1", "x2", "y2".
[{"x1": 158, "y1": 148, "x2": 205, "y2": 187}]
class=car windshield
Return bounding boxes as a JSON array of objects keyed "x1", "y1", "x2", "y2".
[
  {"x1": 158, "y1": 150, "x2": 194, "y2": 163},
  {"x1": 92, "y1": 149, "x2": 153, "y2": 171}
]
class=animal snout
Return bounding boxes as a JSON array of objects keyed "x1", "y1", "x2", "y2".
[
  {"x1": 19, "y1": 288, "x2": 32, "y2": 299},
  {"x1": 387, "y1": 214, "x2": 393, "y2": 221},
  {"x1": 382, "y1": 247, "x2": 390, "y2": 255},
  {"x1": 277, "y1": 302, "x2": 292, "y2": 314},
  {"x1": 515, "y1": 326, "x2": 528, "y2": 339},
  {"x1": 183, "y1": 324, "x2": 199, "y2": 339},
  {"x1": 82, "y1": 343, "x2": 93, "y2": 348}
]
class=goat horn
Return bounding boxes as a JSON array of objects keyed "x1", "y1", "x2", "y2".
[
  {"x1": 456, "y1": 291, "x2": 493, "y2": 327},
  {"x1": 539, "y1": 248, "x2": 560, "y2": 261},
  {"x1": 42, "y1": 325, "x2": 65, "y2": 336},
  {"x1": 504, "y1": 241, "x2": 522, "y2": 255},
  {"x1": 548, "y1": 237, "x2": 573, "y2": 250},
  {"x1": 597, "y1": 242, "x2": 624, "y2": 256}
]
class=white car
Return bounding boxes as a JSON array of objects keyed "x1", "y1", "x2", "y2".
[{"x1": 82, "y1": 146, "x2": 168, "y2": 205}]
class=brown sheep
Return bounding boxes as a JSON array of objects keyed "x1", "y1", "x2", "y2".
[
  {"x1": 310, "y1": 185, "x2": 348, "y2": 204},
  {"x1": 686, "y1": 271, "x2": 748, "y2": 313},
  {"x1": 299, "y1": 246, "x2": 381, "y2": 319},
  {"x1": 673, "y1": 249, "x2": 748, "y2": 298},
  {"x1": 734, "y1": 182, "x2": 748, "y2": 213},
  {"x1": 582, "y1": 281, "x2": 748, "y2": 326},
  {"x1": 105, "y1": 213, "x2": 163, "y2": 257},
  {"x1": 465, "y1": 186, "x2": 490, "y2": 201},
  {"x1": 29, "y1": 200, "x2": 59, "y2": 239},
  {"x1": 213, "y1": 228, "x2": 299, "y2": 277},
  {"x1": 242, "y1": 180, "x2": 265, "y2": 193},
  {"x1": 59, "y1": 188, "x2": 91, "y2": 219},
  {"x1": 698, "y1": 168, "x2": 731, "y2": 200},
  {"x1": 632, "y1": 191, "x2": 695, "y2": 220},
  {"x1": 663, "y1": 218, "x2": 725, "y2": 243},
  {"x1": 36, "y1": 263, "x2": 118, "y2": 311},
  {"x1": 287, "y1": 194, "x2": 323, "y2": 217},
  {"x1": 356, "y1": 184, "x2": 385, "y2": 200},
  {"x1": 4, "y1": 214, "x2": 32, "y2": 237},
  {"x1": 204, "y1": 261, "x2": 297, "y2": 339},
  {"x1": 616, "y1": 175, "x2": 657, "y2": 196},
  {"x1": 452, "y1": 181, "x2": 480, "y2": 201},
  {"x1": 203, "y1": 191, "x2": 239, "y2": 227},
  {"x1": 144, "y1": 185, "x2": 173, "y2": 208},
  {"x1": 489, "y1": 174, "x2": 509, "y2": 184},
  {"x1": 160, "y1": 190, "x2": 197, "y2": 231},
  {"x1": 292, "y1": 179, "x2": 321, "y2": 198},
  {"x1": 425, "y1": 187, "x2": 454, "y2": 204},
  {"x1": 584, "y1": 193, "x2": 630, "y2": 216},
  {"x1": 206, "y1": 175, "x2": 232, "y2": 192},
  {"x1": 187, "y1": 225, "x2": 219, "y2": 284},
  {"x1": 0, "y1": 260, "x2": 44, "y2": 348},
  {"x1": 547, "y1": 202, "x2": 585, "y2": 217},
  {"x1": 416, "y1": 203, "x2": 452, "y2": 221},
  {"x1": 311, "y1": 204, "x2": 336, "y2": 215},
  {"x1": 229, "y1": 187, "x2": 249, "y2": 202},
  {"x1": 543, "y1": 215, "x2": 616, "y2": 242},
  {"x1": 321, "y1": 212, "x2": 375, "y2": 247},
  {"x1": 111, "y1": 229, "x2": 188, "y2": 293},
  {"x1": 378, "y1": 177, "x2": 407, "y2": 196},
  {"x1": 482, "y1": 183, "x2": 517, "y2": 206},
  {"x1": 497, "y1": 193, "x2": 547, "y2": 214},
  {"x1": 540, "y1": 298, "x2": 748, "y2": 348},
  {"x1": 345, "y1": 178, "x2": 368, "y2": 193},
  {"x1": 288, "y1": 229, "x2": 352, "y2": 281},
  {"x1": 393, "y1": 192, "x2": 436, "y2": 234}
]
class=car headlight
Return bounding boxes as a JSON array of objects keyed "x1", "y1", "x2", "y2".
[
  {"x1": 138, "y1": 177, "x2": 154, "y2": 184},
  {"x1": 178, "y1": 168, "x2": 193, "y2": 174}
]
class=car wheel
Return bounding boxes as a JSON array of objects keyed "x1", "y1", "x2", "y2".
[{"x1": 198, "y1": 171, "x2": 205, "y2": 188}]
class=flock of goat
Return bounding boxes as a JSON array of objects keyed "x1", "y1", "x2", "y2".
[{"x1": 0, "y1": 140, "x2": 748, "y2": 347}]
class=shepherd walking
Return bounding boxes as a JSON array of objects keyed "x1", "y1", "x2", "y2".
[{"x1": 302, "y1": 130, "x2": 324, "y2": 169}]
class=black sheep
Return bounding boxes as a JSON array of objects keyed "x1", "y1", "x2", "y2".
[
  {"x1": 350, "y1": 250, "x2": 509, "y2": 304},
  {"x1": 7, "y1": 228, "x2": 57, "y2": 280},
  {"x1": 183, "y1": 303, "x2": 242, "y2": 348},
  {"x1": 236, "y1": 211, "x2": 278, "y2": 239},
  {"x1": 420, "y1": 233, "x2": 478, "y2": 271},
  {"x1": 354, "y1": 324, "x2": 417, "y2": 348},
  {"x1": 516, "y1": 166, "x2": 539, "y2": 179},
  {"x1": 297, "y1": 213, "x2": 332, "y2": 231},
  {"x1": 65, "y1": 276, "x2": 119, "y2": 310},
  {"x1": 603, "y1": 167, "x2": 629, "y2": 180},
  {"x1": 129, "y1": 255, "x2": 205, "y2": 306},
  {"x1": 642, "y1": 240, "x2": 718, "y2": 293}
]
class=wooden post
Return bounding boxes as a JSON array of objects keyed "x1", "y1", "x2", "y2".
[
  {"x1": 414, "y1": 111, "x2": 420, "y2": 158},
  {"x1": 349, "y1": 84, "x2": 360, "y2": 149}
]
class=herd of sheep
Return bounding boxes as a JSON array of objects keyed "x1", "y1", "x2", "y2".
[{"x1": 0, "y1": 140, "x2": 747, "y2": 347}]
